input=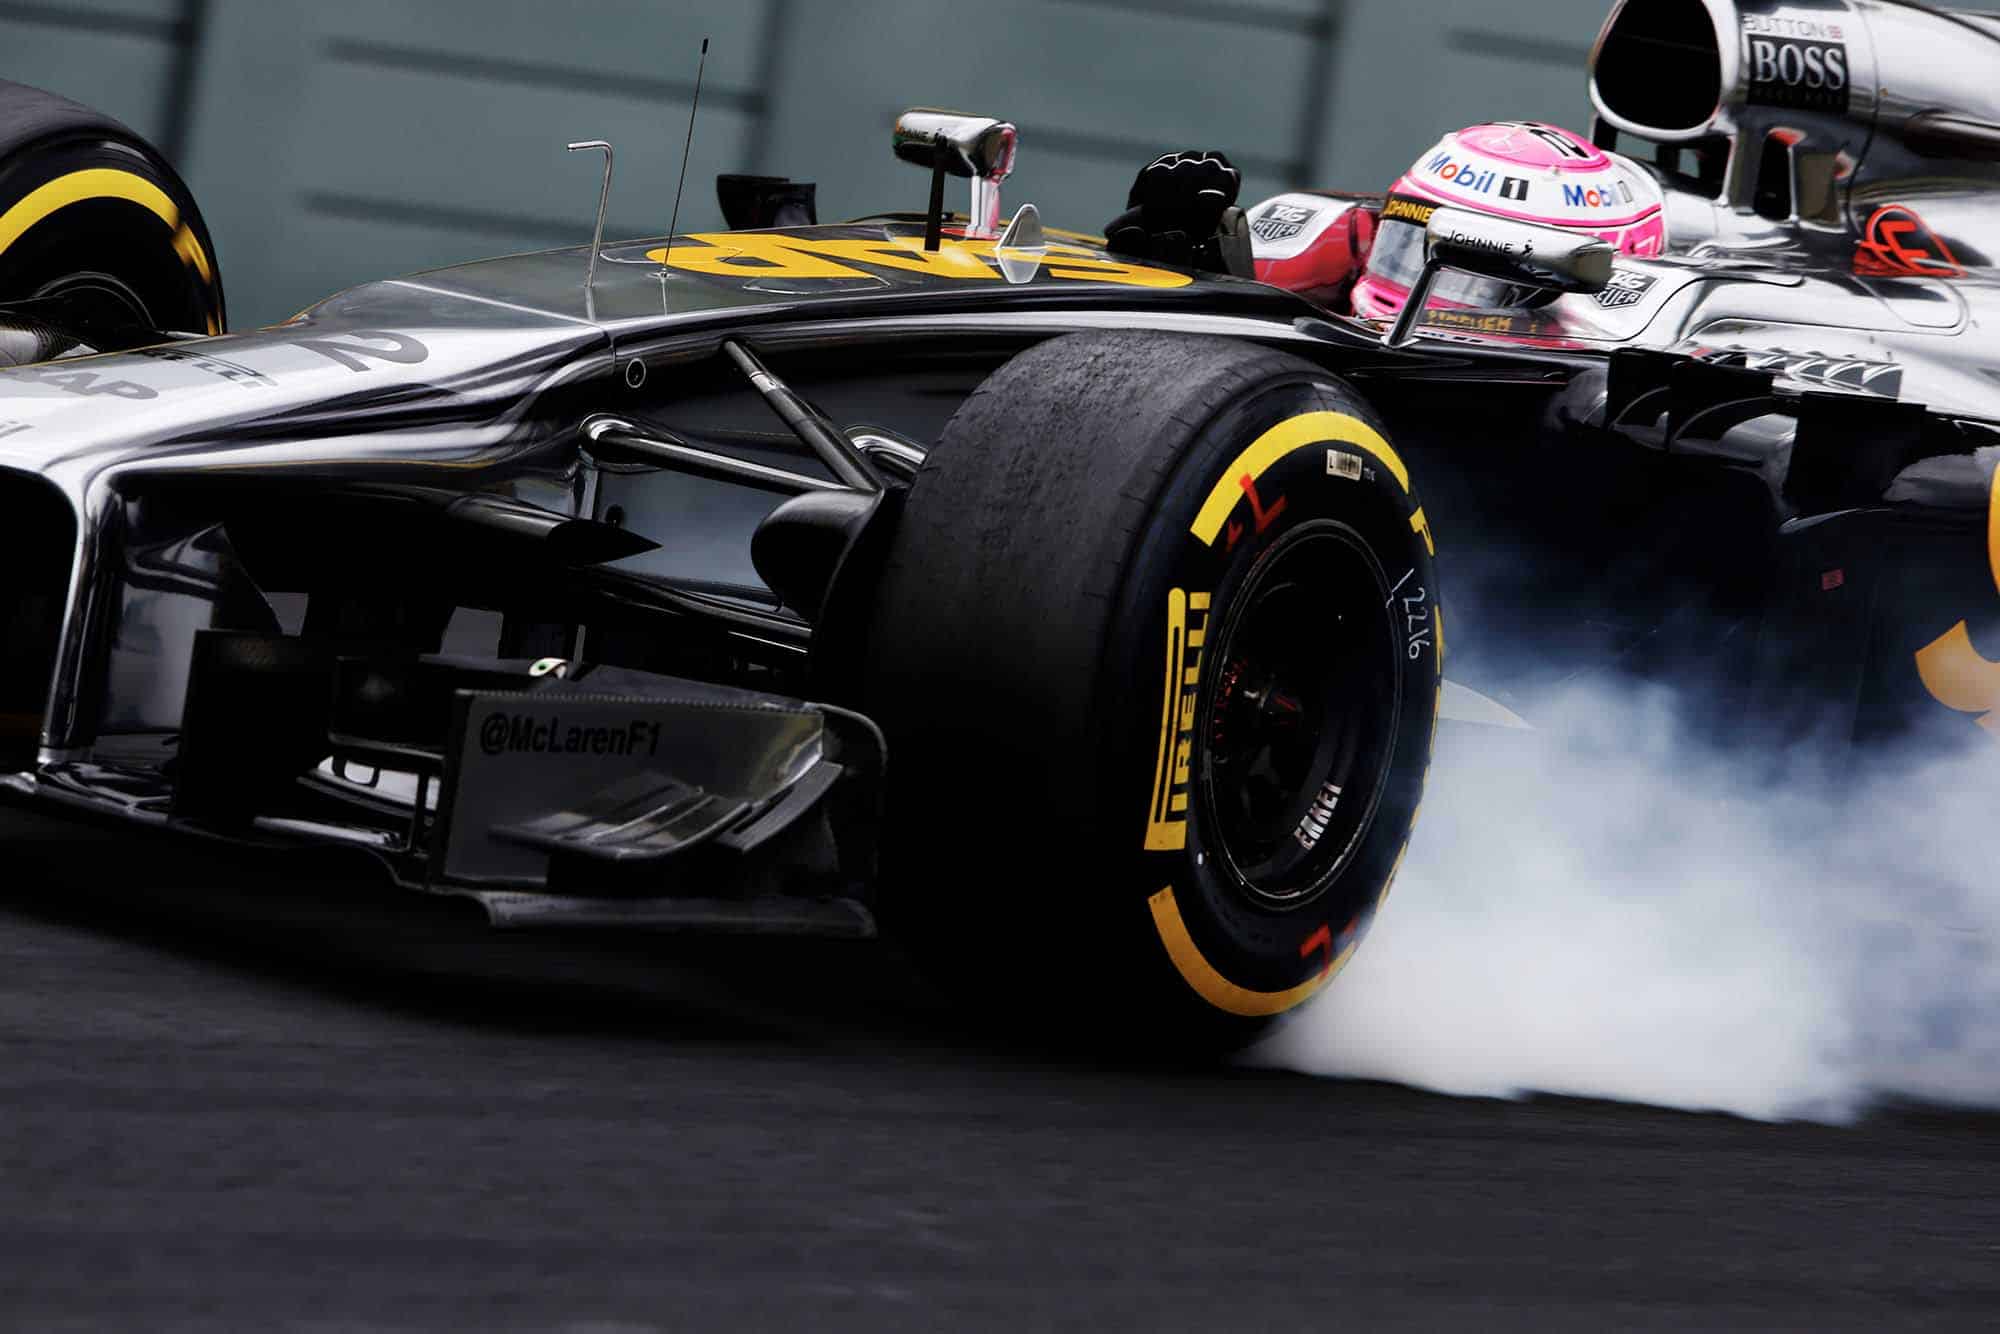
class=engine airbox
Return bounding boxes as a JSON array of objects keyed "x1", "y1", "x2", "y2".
[
  {"x1": 1593, "y1": 0, "x2": 2000, "y2": 153},
  {"x1": 1591, "y1": 0, "x2": 1869, "y2": 143},
  {"x1": 1591, "y1": 0, "x2": 2000, "y2": 222}
]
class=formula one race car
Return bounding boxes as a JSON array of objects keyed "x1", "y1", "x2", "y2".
[{"x1": 3, "y1": 0, "x2": 1998, "y2": 1048}]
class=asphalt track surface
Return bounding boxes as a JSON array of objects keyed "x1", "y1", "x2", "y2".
[{"x1": 3, "y1": 805, "x2": 1999, "y2": 1330}]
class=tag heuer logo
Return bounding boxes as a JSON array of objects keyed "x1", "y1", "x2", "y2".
[
  {"x1": 1252, "y1": 202, "x2": 1316, "y2": 242},
  {"x1": 1593, "y1": 268, "x2": 1657, "y2": 308}
]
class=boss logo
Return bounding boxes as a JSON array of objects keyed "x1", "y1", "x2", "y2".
[{"x1": 1746, "y1": 35, "x2": 1848, "y2": 112}]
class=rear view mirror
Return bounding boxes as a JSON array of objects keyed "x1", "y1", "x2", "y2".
[
  {"x1": 1385, "y1": 206, "x2": 1614, "y2": 347},
  {"x1": 893, "y1": 108, "x2": 1017, "y2": 240},
  {"x1": 893, "y1": 109, "x2": 1017, "y2": 179}
]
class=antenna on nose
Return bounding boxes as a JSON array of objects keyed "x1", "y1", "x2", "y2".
[
  {"x1": 565, "y1": 139, "x2": 614, "y2": 321},
  {"x1": 658, "y1": 36, "x2": 709, "y2": 276}
]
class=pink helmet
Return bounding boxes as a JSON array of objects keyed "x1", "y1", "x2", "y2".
[{"x1": 1353, "y1": 121, "x2": 1667, "y2": 321}]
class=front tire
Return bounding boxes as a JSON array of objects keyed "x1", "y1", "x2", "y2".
[
  {"x1": 857, "y1": 331, "x2": 1442, "y2": 1050},
  {"x1": 0, "y1": 80, "x2": 224, "y2": 342}
]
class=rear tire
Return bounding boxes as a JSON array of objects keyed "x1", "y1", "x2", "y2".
[
  {"x1": 0, "y1": 80, "x2": 224, "y2": 342},
  {"x1": 856, "y1": 331, "x2": 1442, "y2": 1051}
]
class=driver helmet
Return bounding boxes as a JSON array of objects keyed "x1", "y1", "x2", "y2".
[{"x1": 1352, "y1": 121, "x2": 1666, "y2": 320}]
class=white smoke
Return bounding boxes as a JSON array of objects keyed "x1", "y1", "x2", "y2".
[{"x1": 1253, "y1": 677, "x2": 2000, "y2": 1123}]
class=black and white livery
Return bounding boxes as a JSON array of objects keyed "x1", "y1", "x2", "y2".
[{"x1": 3, "y1": 0, "x2": 1999, "y2": 1050}]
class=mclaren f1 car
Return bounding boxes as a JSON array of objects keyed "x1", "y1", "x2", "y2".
[{"x1": 2, "y1": 0, "x2": 1997, "y2": 1047}]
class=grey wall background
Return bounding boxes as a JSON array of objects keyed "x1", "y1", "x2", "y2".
[{"x1": 5, "y1": 0, "x2": 1995, "y2": 328}]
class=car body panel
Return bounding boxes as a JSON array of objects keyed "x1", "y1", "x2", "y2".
[{"x1": 10, "y1": 0, "x2": 2000, "y2": 935}]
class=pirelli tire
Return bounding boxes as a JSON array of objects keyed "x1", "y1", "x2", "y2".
[
  {"x1": 858, "y1": 331, "x2": 1442, "y2": 1050},
  {"x1": 0, "y1": 80, "x2": 223, "y2": 338}
]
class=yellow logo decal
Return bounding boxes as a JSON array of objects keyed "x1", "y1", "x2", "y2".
[
  {"x1": 1917, "y1": 622, "x2": 2000, "y2": 736},
  {"x1": 1146, "y1": 588, "x2": 1209, "y2": 851},
  {"x1": 1917, "y1": 464, "x2": 2000, "y2": 736},
  {"x1": 646, "y1": 233, "x2": 1193, "y2": 288}
]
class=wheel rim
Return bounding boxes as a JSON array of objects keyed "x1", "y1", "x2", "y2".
[
  {"x1": 31, "y1": 269, "x2": 159, "y2": 333},
  {"x1": 1196, "y1": 521, "x2": 1403, "y2": 909}
]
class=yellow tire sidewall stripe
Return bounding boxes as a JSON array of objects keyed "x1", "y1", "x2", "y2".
[
  {"x1": 1147, "y1": 884, "x2": 1358, "y2": 1018},
  {"x1": 1189, "y1": 409, "x2": 1410, "y2": 548},
  {"x1": 1163, "y1": 405, "x2": 1421, "y2": 1016},
  {"x1": 0, "y1": 167, "x2": 214, "y2": 288}
]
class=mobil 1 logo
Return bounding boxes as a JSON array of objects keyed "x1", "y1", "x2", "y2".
[{"x1": 1742, "y1": 10, "x2": 1848, "y2": 113}]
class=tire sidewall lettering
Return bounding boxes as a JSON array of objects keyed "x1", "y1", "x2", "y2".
[{"x1": 1115, "y1": 380, "x2": 1441, "y2": 1001}]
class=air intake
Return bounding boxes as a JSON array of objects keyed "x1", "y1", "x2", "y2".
[{"x1": 1592, "y1": 0, "x2": 1727, "y2": 137}]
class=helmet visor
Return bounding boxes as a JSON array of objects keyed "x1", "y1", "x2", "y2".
[{"x1": 1365, "y1": 218, "x2": 1521, "y2": 310}]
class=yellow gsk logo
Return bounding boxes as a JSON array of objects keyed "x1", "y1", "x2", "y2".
[
  {"x1": 644, "y1": 233, "x2": 1193, "y2": 289},
  {"x1": 1915, "y1": 465, "x2": 2000, "y2": 735}
]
